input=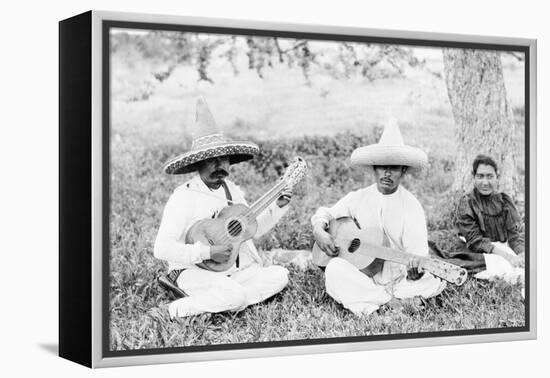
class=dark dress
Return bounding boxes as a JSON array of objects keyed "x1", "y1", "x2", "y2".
[{"x1": 433, "y1": 188, "x2": 524, "y2": 273}]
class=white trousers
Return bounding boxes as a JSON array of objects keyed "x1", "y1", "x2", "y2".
[
  {"x1": 168, "y1": 265, "x2": 289, "y2": 318},
  {"x1": 474, "y1": 242, "x2": 524, "y2": 285},
  {"x1": 325, "y1": 257, "x2": 446, "y2": 316}
]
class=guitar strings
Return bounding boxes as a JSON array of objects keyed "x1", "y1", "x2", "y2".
[
  {"x1": 208, "y1": 180, "x2": 281, "y2": 243},
  {"x1": 220, "y1": 183, "x2": 289, "y2": 245},
  {"x1": 210, "y1": 180, "x2": 287, "y2": 245},
  {"x1": 215, "y1": 180, "x2": 288, "y2": 245},
  {"x1": 206, "y1": 161, "x2": 304, "y2": 258}
]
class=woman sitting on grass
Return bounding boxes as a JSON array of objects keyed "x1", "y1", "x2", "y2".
[{"x1": 450, "y1": 154, "x2": 525, "y2": 284}]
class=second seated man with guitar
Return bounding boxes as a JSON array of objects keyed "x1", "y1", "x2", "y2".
[
  {"x1": 154, "y1": 97, "x2": 306, "y2": 318},
  {"x1": 311, "y1": 120, "x2": 458, "y2": 316}
]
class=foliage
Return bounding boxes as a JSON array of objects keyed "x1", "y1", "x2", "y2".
[{"x1": 111, "y1": 31, "x2": 426, "y2": 100}]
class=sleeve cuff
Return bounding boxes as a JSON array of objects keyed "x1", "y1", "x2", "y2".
[
  {"x1": 196, "y1": 241, "x2": 211, "y2": 261},
  {"x1": 311, "y1": 218, "x2": 328, "y2": 230},
  {"x1": 311, "y1": 212, "x2": 330, "y2": 229},
  {"x1": 513, "y1": 245, "x2": 525, "y2": 255}
]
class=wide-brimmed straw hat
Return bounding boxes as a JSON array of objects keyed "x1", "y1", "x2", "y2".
[
  {"x1": 350, "y1": 119, "x2": 428, "y2": 171},
  {"x1": 163, "y1": 97, "x2": 259, "y2": 175}
]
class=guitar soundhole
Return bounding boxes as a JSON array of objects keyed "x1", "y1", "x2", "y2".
[
  {"x1": 348, "y1": 238, "x2": 361, "y2": 253},
  {"x1": 227, "y1": 219, "x2": 243, "y2": 237}
]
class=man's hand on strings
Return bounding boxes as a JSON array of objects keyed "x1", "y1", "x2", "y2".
[
  {"x1": 210, "y1": 245, "x2": 233, "y2": 263},
  {"x1": 313, "y1": 223, "x2": 339, "y2": 257},
  {"x1": 407, "y1": 257, "x2": 425, "y2": 281},
  {"x1": 276, "y1": 187, "x2": 293, "y2": 208}
]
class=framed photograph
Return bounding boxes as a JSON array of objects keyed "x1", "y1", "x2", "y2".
[{"x1": 59, "y1": 10, "x2": 536, "y2": 368}]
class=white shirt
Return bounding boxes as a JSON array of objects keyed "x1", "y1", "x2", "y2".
[
  {"x1": 311, "y1": 184, "x2": 429, "y2": 284},
  {"x1": 154, "y1": 175, "x2": 288, "y2": 274}
]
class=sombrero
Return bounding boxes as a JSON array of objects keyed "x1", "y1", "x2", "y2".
[
  {"x1": 350, "y1": 119, "x2": 428, "y2": 171},
  {"x1": 163, "y1": 97, "x2": 259, "y2": 175}
]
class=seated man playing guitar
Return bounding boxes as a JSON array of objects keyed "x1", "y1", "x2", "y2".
[
  {"x1": 311, "y1": 120, "x2": 448, "y2": 316},
  {"x1": 154, "y1": 98, "x2": 295, "y2": 318}
]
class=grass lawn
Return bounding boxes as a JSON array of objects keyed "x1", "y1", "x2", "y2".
[{"x1": 110, "y1": 264, "x2": 524, "y2": 350}]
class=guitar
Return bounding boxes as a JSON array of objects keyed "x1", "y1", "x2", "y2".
[
  {"x1": 186, "y1": 157, "x2": 308, "y2": 272},
  {"x1": 312, "y1": 217, "x2": 468, "y2": 286}
]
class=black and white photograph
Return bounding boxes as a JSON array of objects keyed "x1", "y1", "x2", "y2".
[
  {"x1": 106, "y1": 21, "x2": 529, "y2": 354},
  {"x1": 6, "y1": 0, "x2": 549, "y2": 375}
]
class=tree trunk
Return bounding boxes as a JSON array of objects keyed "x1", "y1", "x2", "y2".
[{"x1": 442, "y1": 49, "x2": 518, "y2": 198}]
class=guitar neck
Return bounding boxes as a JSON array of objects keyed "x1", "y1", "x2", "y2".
[
  {"x1": 358, "y1": 241, "x2": 467, "y2": 285},
  {"x1": 360, "y1": 242, "x2": 415, "y2": 265},
  {"x1": 246, "y1": 180, "x2": 287, "y2": 220},
  {"x1": 244, "y1": 157, "x2": 306, "y2": 221}
]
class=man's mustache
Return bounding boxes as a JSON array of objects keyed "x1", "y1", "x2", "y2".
[{"x1": 210, "y1": 169, "x2": 228, "y2": 178}]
